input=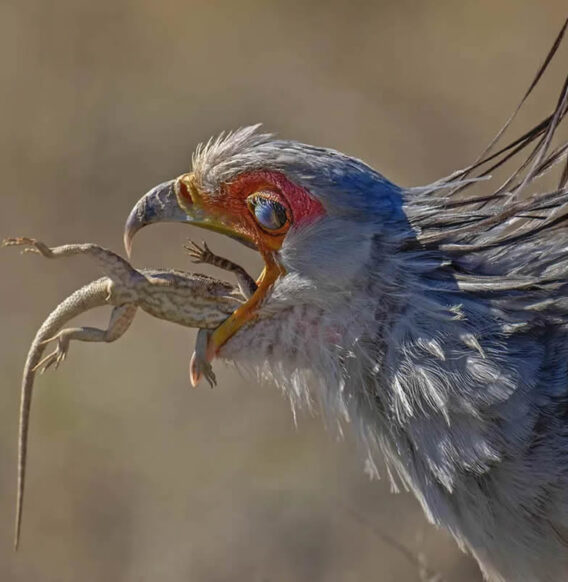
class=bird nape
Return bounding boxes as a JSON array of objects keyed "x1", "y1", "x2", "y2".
[{"x1": 16, "y1": 20, "x2": 562, "y2": 582}]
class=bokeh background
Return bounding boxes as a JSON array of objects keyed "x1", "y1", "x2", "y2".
[{"x1": 1, "y1": 1, "x2": 567, "y2": 580}]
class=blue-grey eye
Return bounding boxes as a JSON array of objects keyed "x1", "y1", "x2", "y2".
[{"x1": 247, "y1": 194, "x2": 289, "y2": 231}]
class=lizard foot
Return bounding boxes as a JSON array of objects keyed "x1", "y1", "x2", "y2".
[
  {"x1": 184, "y1": 238, "x2": 257, "y2": 299},
  {"x1": 2, "y1": 237, "x2": 53, "y2": 257},
  {"x1": 184, "y1": 240, "x2": 215, "y2": 265},
  {"x1": 32, "y1": 333, "x2": 71, "y2": 374},
  {"x1": 189, "y1": 351, "x2": 217, "y2": 388},
  {"x1": 189, "y1": 329, "x2": 217, "y2": 388}
]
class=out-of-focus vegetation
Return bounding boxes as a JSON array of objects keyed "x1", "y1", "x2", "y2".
[{"x1": 1, "y1": 1, "x2": 566, "y2": 580}]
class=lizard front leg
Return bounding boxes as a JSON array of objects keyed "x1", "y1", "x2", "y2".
[
  {"x1": 184, "y1": 241, "x2": 257, "y2": 387},
  {"x1": 185, "y1": 240, "x2": 257, "y2": 299}
]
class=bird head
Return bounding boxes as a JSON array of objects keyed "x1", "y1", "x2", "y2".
[{"x1": 124, "y1": 126, "x2": 414, "y2": 398}]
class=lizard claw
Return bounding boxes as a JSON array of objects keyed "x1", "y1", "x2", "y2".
[
  {"x1": 201, "y1": 358, "x2": 217, "y2": 388},
  {"x1": 2, "y1": 237, "x2": 52, "y2": 257},
  {"x1": 184, "y1": 240, "x2": 213, "y2": 265},
  {"x1": 189, "y1": 329, "x2": 217, "y2": 388},
  {"x1": 189, "y1": 350, "x2": 217, "y2": 388},
  {"x1": 32, "y1": 334, "x2": 70, "y2": 374},
  {"x1": 2, "y1": 237, "x2": 37, "y2": 248}
]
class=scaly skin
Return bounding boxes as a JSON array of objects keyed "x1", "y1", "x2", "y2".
[{"x1": 2, "y1": 237, "x2": 254, "y2": 550}]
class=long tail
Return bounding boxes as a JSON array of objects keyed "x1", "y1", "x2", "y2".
[{"x1": 15, "y1": 278, "x2": 110, "y2": 550}]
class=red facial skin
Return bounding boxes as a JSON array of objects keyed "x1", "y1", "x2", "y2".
[
  {"x1": 177, "y1": 169, "x2": 328, "y2": 369},
  {"x1": 179, "y1": 170, "x2": 326, "y2": 252}
]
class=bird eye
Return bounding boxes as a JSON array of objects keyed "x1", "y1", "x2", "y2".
[{"x1": 246, "y1": 193, "x2": 289, "y2": 232}]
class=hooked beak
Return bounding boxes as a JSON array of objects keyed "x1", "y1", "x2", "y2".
[
  {"x1": 124, "y1": 175, "x2": 256, "y2": 258},
  {"x1": 124, "y1": 179, "x2": 186, "y2": 257},
  {"x1": 124, "y1": 173, "x2": 282, "y2": 384}
]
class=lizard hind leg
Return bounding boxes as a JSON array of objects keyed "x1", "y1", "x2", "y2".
[
  {"x1": 32, "y1": 304, "x2": 138, "y2": 375},
  {"x1": 189, "y1": 329, "x2": 217, "y2": 388},
  {"x1": 2, "y1": 237, "x2": 140, "y2": 286}
]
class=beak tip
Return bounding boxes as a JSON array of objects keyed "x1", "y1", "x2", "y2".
[
  {"x1": 123, "y1": 179, "x2": 186, "y2": 258},
  {"x1": 123, "y1": 230, "x2": 133, "y2": 259}
]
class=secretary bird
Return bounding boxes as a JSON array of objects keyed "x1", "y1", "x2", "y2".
[{"x1": 9, "y1": 19, "x2": 568, "y2": 582}]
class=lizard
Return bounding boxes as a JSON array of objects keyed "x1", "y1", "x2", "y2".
[{"x1": 2, "y1": 236, "x2": 258, "y2": 550}]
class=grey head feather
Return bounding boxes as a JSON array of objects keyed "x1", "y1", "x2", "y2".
[{"x1": 192, "y1": 125, "x2": 408, "y2": 228}]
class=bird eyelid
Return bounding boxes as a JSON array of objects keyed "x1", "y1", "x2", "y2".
[{"x1": 246, "y1": 191, "x2": 291, "y2": 235}]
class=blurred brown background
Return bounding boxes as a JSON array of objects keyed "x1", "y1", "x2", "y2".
[{"x1": 1, "y1": 1, "x2": 566, "y2": 580}]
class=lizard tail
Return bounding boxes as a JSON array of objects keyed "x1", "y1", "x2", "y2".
[{"x1": 15, "y1": 278, "x2": 111, "y2": 550}]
